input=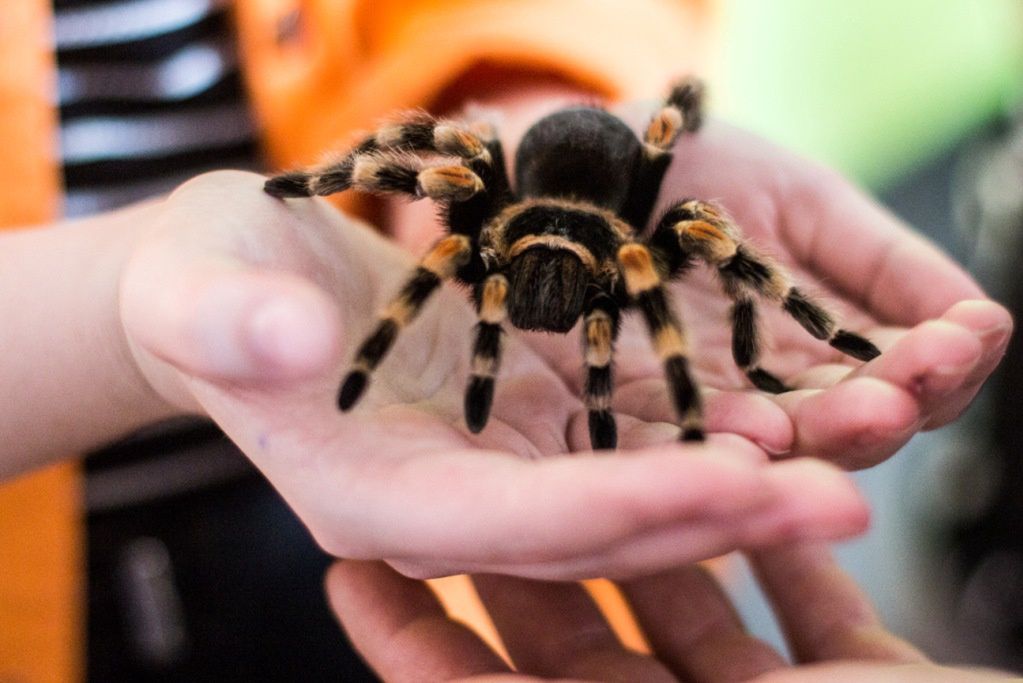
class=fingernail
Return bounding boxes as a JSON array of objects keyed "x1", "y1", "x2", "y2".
[
  {"x1": 924, "y1": 355, "x2": 982, "y2": 396},
  {"x1": 758, "y1": 460, "x2": 870, "y2": 537},
  {"x1": 755, "y1": 440, "x2": 791, "y2": 457},
  {"x1": 747, "y1": 495, "x2": 870, "y2": 544},
  {"x1": 979, "y1": 324, "x2": 1012, "y2": 350}
]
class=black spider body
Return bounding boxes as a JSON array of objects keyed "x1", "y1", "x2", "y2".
[
  {"x1": 498, "y1": 205, "x2": 621, "y2": 331},
  {"x1": 515, "y1": 107, "x2": 642, "y2": 210},
  {"x1": 264, "y1": 78, "x2": 880, "y2": 450},
  {"x1": 481, "y1": 107, "x2": 641, "y2": 333}
]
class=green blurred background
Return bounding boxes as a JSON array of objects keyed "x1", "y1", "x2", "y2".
[{"x1": 715, "y1": 0, "x2": 1023, "y2": 189}]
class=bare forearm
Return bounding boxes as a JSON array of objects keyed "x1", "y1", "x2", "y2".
[{"x1": 0, "y1": 202, "x2": 181, "y2": 477}]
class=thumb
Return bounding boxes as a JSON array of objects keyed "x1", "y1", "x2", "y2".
[{"x1": 122, "y1": 251, "x2": 342, "y2": 386}]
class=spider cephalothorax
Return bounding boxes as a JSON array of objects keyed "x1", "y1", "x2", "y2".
[{"x1": 264, "y1": 78, "x2": 880, "y2": 450}]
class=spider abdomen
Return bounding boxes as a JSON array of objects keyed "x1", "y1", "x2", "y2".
[{"x1": 515, "y1": 108, "x2": 642, "y2": 212}]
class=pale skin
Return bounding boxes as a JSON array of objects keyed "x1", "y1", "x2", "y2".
[
  {"x1": 0, "y1": 88, "x2": 1011, "y2": 580},
  {"x1": 326, "y1": 542, "x2": 1016, "y2": 682}
]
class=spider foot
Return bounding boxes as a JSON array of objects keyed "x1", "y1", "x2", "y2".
[
  {"x1": 830, "y1": 330, "x2": 881, "y2": 362},
  {"x1": 338, "y1": 370, "x2": 368, "y2": 411},
  {"x1": 588, "y1": 410, "x2": 618, "y2": 450},
  {"x1": 746, "y1": 368, "x2": 790, "y2": 394},
  {"x1": 464, "y1": 376, "x2": 495, "y2": 433},
  {"x1": 682, "y1": 427, "x2": 706, "y2": 442},
  {"x1": 264, "y1": 171, "x2": 312, "y2": 198}
]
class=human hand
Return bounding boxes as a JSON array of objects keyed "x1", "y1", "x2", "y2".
[
  {"x1": 325, "y1": 542, "x2": 1015, "y2": 682},
  {"x1": 118, "y1": 170, "x2": 869, "y2": 579},
  {"x1": 388, "y1": 94, "x2": 1011, "y2": 471},
  {"x1": 642, "y1": 120, "x2": 1013, "y2": 469}
]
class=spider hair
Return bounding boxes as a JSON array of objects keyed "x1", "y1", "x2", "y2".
[{"x1": 265, "y1": 79, "x2": 880, "y2": 450}]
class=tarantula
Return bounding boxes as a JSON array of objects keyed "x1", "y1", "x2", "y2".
[{"x1": 264, "y1": 78, "x2": 880, "y2": 450}]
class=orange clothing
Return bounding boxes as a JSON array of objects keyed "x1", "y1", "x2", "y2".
[
  {"x1": 0, "y1": 1, "x2": 712, "y2": 680},
  {"x1": 0, "y1": 3, "x2": 81, "y2": 683}
]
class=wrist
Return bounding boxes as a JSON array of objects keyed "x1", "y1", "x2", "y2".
[
  {"x1": 0, "y1": 201, "x2": 185, "y2": 477},
  {"x1": 65, "y1": 201, "x2": 189, "y2": 433}
]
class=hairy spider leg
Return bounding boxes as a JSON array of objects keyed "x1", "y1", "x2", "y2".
[
  {"x1": 445, "y1": 124, "x2": 515, "y2": 282},
  {"x1": 267, "y1": 112, "x2": 515, "y2": 412},
  {"x1": 618, "y1": 243, "x2": 705, "y2": 442},
  {"x1": 660, "y1": 200, "x2": 880, "y2": 393},
  {"x1": 464, "y1": 273, "x2": 509, "y2": 432},
  {"x1": 648, "y1": 204, "x2": 789, "y2": 392},
  {"x1": 269, "y1": 150, "x2": 484, "y2": 202},
  {"x1": 582, "y1": 289, "x2": 622, "y2": 449},
  {"x1": 621, "y1": 76, "x2": 705, "y2": 229},
  {"x1": 264, "y1": 110, "x2": 492, "y2": 199},
  {"x1": 338, "y1": 234, "x2": 472, "y2": 411}
]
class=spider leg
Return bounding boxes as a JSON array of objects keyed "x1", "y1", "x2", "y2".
[
  {"x1": 265, "y1": 111, "x2": 492, "y2": 199},
  {"x1": 338, "y1": 234, "x2": 472, "y2": 410},
  {"x1": 582, "y1": 289, "x2": 622, "y2": 449},
  {"x1": 268, "y1": 150, "x2": 484, "y2": 203},
  {"x1": 618, "y1": 243, "x2": 705, "y2": 442},
  {"x1": 464, "y1": 273, "x2": 509, "y2": 433},
  {"x1": 446, "y1": 121, "x2": 515, "y2": 282},
  {"x1": 267, "y1": 114, "x2": 512, "y2": 282},
  {"x1": 622, "y1": 76, "x2": 705, "y2": 228},
  {"x1": 458, "y1": 125, "x2": 517, "y2": 429},
  {"x1": 446, "y1": 120, "x2": 513, "y2": 233},
  {"x1": 657, "y1": 200, "x2": 880, "y2": 393},
  {"x1": 645, "y1": 76, "x2": 705, "y2": 151}
]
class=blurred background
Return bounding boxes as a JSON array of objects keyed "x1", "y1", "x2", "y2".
[
  {"x1": 13, "y1": 0, "x2": 1023, "y2": 680},
  {"x1": 714, "y1": 0, "x2": 1023, "y2": 674}
]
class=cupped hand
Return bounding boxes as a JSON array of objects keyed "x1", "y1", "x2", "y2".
[
  {"x1": 325, "y1": 542, "x2": 1015, "y2": 682},
  {"x1": 118, "y1": 170, "x2": 868, "y2": 579},
  {"x1": 651, "y1": 121, "x2": 1012, "y2": 469}
]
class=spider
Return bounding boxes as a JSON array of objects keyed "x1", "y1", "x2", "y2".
[{"x1": 263, "y1": 78, "x2": 880, "y2": 450}]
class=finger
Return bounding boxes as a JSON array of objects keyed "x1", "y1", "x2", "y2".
[
  {"x1": 919, "y1": 300, "x2": 1012, "y2": 428},
  {"x1": 620, "y1": 564, "x2": 787, "y2": 683},
  {"x1": 612, "y1": 380, "x2": 794, "y2": 456},
  {"x1": 537, "y1": 457, "x2": 868, "y2": 581},
  {"x1": 850, "y1": 301, "x2": 1011, "y2": 430},
  {"x1": 749, "y1": 542, "x2": 927, "y2": 664},
  {"x1": 471, "y1": 574, "x2": 676, "y2": 682},
  {"x1": 389, "y1": 457, "x2": 868, "y2": 581},
  {"x1": 752, "y1": 662, "x2": 1017, "y2": 682},
  {"x1": 792, "y1": 318, "x2": 980, "y2": 395},
  {"x1": 325, "y1": 561, "x2": 510, "y2": 682},
  {"x1": 771, "y1": 377, "x2": 920, "y2": 469},
  {"x1": 123, "y1": 255, "x2": 343, "y2": 384},
  {"x1": 356, "y1": 435, "x2": 778, "y2": 564},
  {"x1": 851, "y1": 318, "x2": 980, "y2": 419},
  {"x1": 785, "y1": 301, "x2": 1010, "y2": 438},
  {"x1": 777, "y1": 162, "x2": 984, "y2": 326}
]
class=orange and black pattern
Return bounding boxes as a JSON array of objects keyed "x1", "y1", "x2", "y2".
[{"x1": 266, "y1": 79, "x2": 880, "y2": 450}]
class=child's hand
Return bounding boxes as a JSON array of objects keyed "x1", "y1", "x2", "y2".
[
  {"x1": 119, "y1": 170, "x2": 868, "y2": 579},
  {"x1": 391, "y1": 97, "x2": 1012, "y2": 473},
  {"x1": 648, "y1": 120, "x2": 1012, "y2": 469}
]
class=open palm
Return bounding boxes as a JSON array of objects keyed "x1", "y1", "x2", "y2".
[
  {"x1": 118, "y1": 108, "x2": 1006, "y2": 579},
  {"x1": 398, "y1": 113, "x2": 1009, "y2": 474},
  {"x1": 119, "y1": 169, "x2": 877, "y2": 580}
]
